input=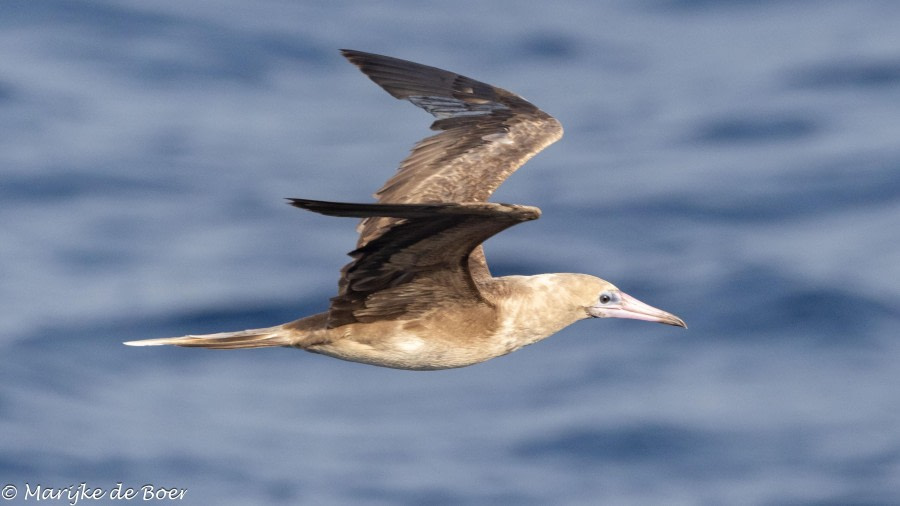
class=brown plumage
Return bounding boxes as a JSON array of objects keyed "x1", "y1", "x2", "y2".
[
  {"x1": 341, "y1": 49, "x2": 563, "y2": 279},
  {"x1": 288, "y1": 199, "x2": 540, "y2": 328},
  {"x1": 124, "y1": 50, "x2": 685, "y2": 370}
]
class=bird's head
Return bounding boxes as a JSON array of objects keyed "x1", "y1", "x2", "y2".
[{"x1": 581, "y1": 277, "x2": 686, "y2": 328}]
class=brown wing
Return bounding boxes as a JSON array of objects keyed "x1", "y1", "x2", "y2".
[
  {"x1": 341, "y1": 50, "x2": 563, "y2": 278},
  {"x1": 288, "y1": 198, "x2": 540, "y2": 328}
]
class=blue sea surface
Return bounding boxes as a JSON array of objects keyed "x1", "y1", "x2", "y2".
[{"x1": 2, "y1": 1, "x2": 900, "y2": 504}]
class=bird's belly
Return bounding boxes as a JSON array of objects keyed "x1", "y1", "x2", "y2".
[{"x1": 308, "y1": 332, "x2": 506, "y2": 371}]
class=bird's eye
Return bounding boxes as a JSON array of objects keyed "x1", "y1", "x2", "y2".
[{"x1": 599, "y1": 293, "x2": 612, "y2": 304}]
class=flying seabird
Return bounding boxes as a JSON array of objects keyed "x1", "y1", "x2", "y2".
[{"x1": 124, "y1": 49, "x2": 686, "y2": 370}]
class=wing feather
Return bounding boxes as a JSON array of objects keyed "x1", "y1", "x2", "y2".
[
  {"x1": 341, "y1": 50, "x2": 563, "y2": 247},
  {"x1": 288, "y1": 199, "x2": 540, "y2": 328}
]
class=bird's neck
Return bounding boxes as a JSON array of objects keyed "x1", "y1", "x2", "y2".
[{"x1": 484, "y1": 274, "x2": 590, "y2": 351}]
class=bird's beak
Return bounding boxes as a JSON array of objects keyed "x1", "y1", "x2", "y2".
[{"x1": 589, "y1": 292, "x2": 686, "y2": 328}]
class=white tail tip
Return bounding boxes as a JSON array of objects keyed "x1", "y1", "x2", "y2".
[{"x1": 123, "y1": 339, "x2": 169, "y2": 346}]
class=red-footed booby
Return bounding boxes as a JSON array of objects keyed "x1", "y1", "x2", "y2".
[{"x1": 124, "y1": 50, "x2": 685, "y2": 370}]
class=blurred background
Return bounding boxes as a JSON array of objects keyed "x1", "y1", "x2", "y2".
[{"x1": 2, "y1": 0, "x2": 899, "y2": 504}]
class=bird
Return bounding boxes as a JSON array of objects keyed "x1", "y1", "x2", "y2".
[{"x1": 124, "y1": 49, "x2": 686, "y2": 370}]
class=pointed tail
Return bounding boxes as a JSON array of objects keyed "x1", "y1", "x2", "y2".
[{"x1": 123, "y1": 326, "x2": 290, "y2": 350}]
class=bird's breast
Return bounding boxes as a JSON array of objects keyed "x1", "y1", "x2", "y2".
[{"x1": 308, "y1": 325, "x2": 514, "y2": 371}]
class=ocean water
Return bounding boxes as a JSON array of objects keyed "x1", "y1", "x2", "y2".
[{"x1": 2, "y1": 1, "x2": 900, "y2": 504}]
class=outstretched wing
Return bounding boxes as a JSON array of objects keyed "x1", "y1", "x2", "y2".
[
  {"x1": 289, "y1": 198, "x2": 540, "y2": 328},
  {"x1": 341, "y1": 50, "x2": 563, "y2": 278}
]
